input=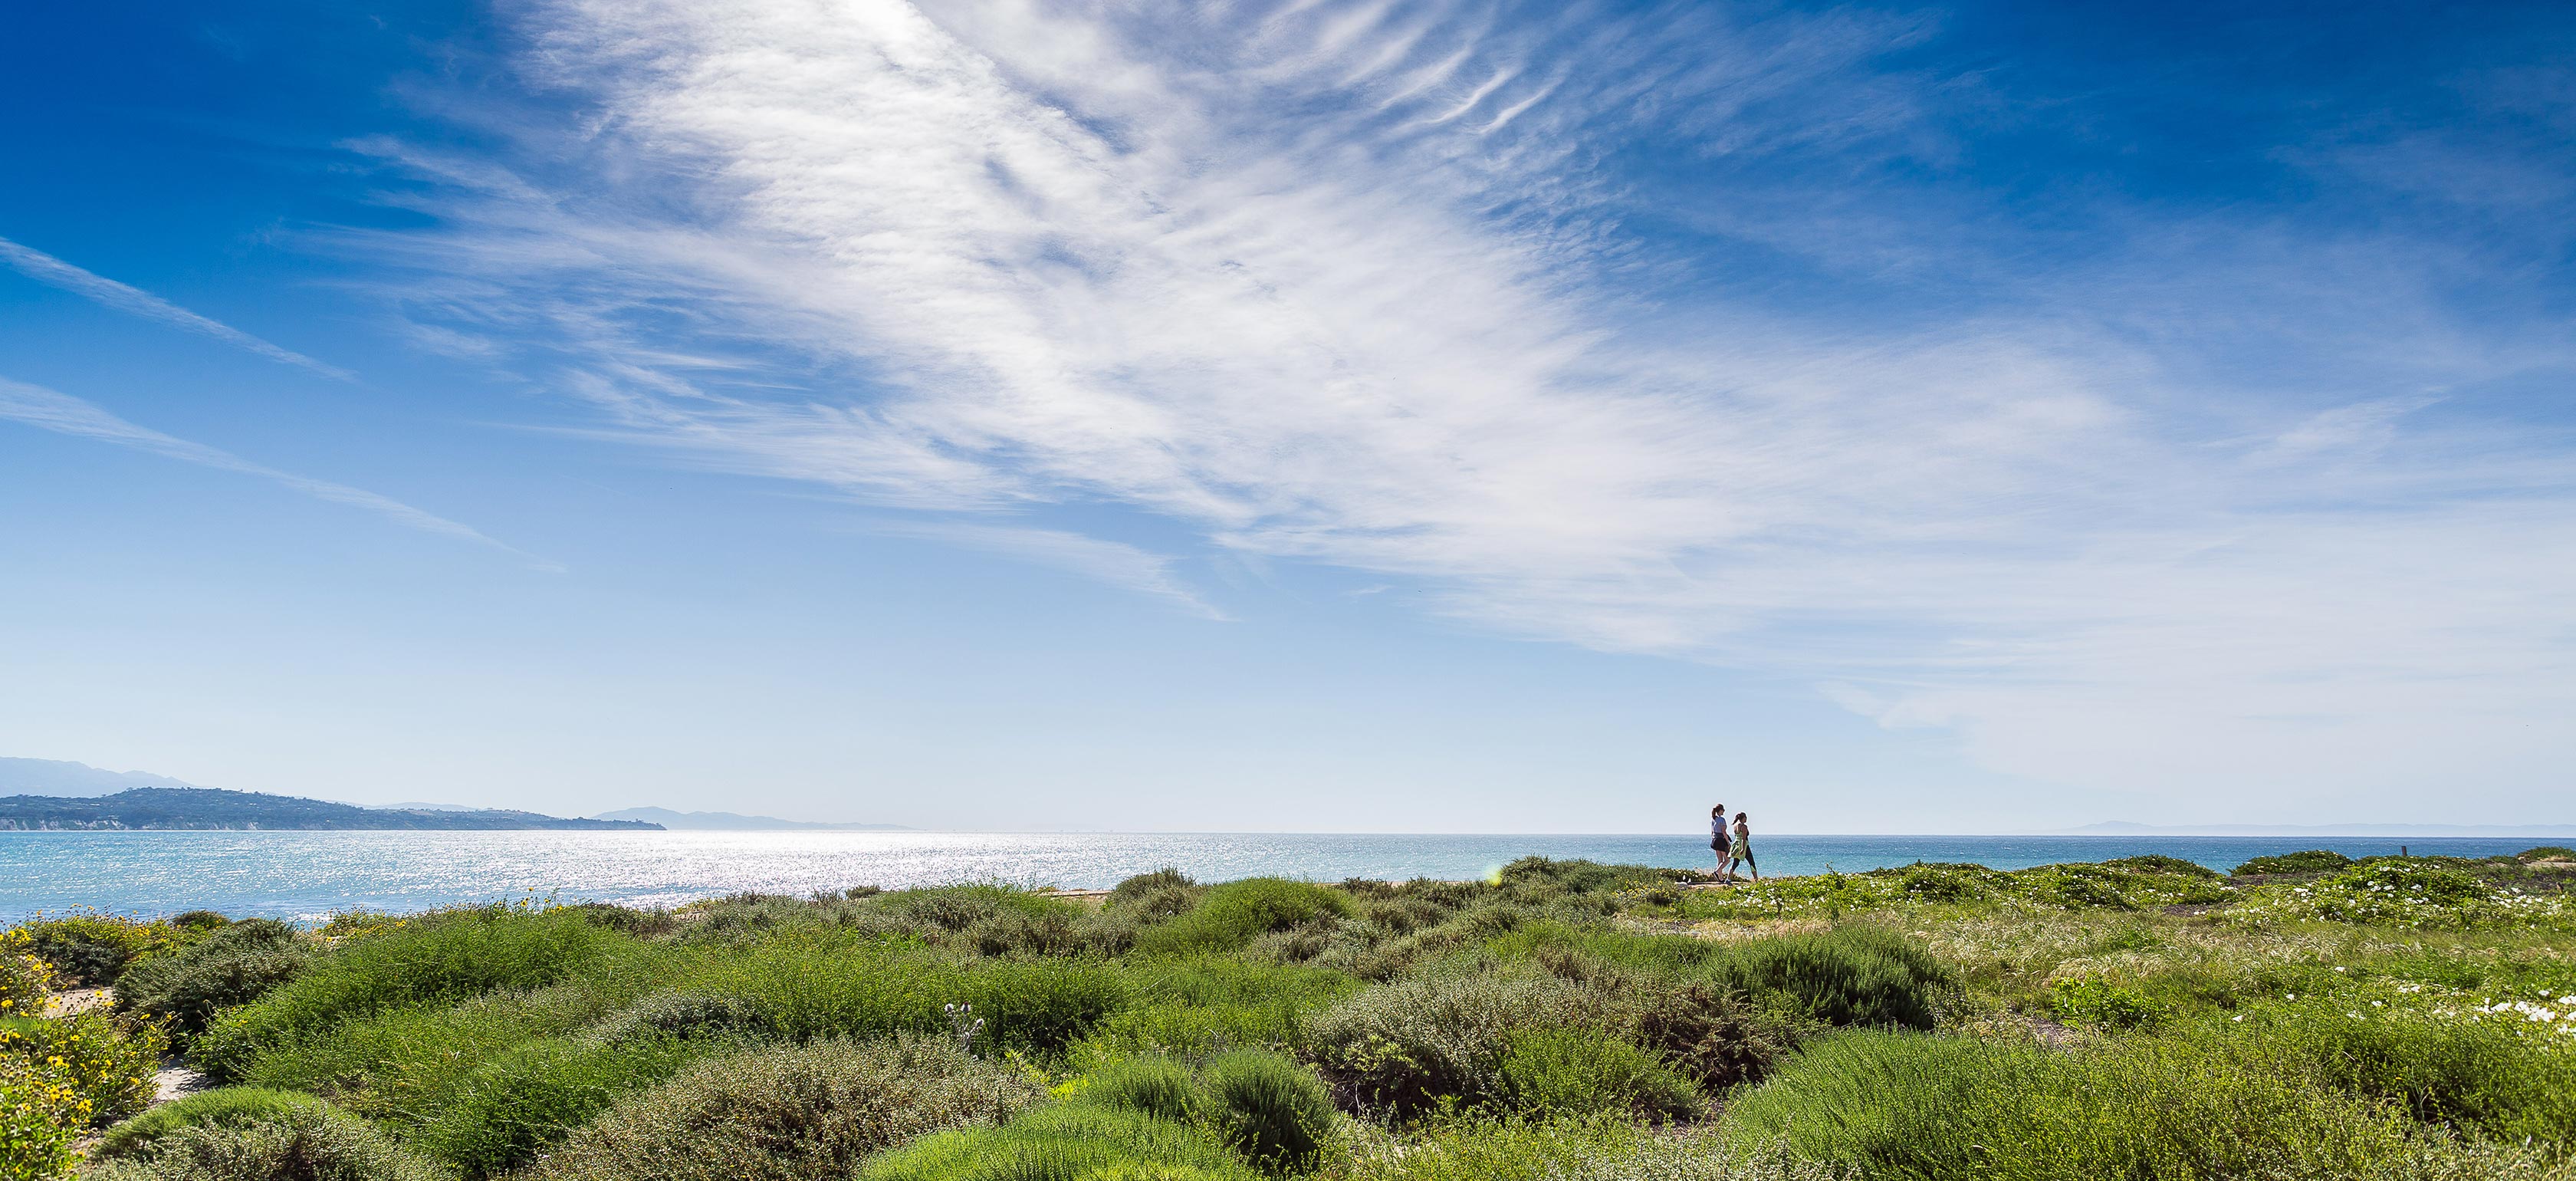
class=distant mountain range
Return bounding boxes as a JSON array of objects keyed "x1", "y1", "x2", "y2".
[
  {"x1": 0, "y1": 759, "x2": 903, "y2": 832},
  {"x1": 0, "y1": 757, "x2": 205, "y2": 797},
  {"x1": 0, "y1": 788, "x2": 660, "y2": 831},
  {"x1": 590, "y1": 806, "x2": 912, "y2": 831},
  {"x1": 2065, "y1": 821, "x2": 2576, "y2": 837}
]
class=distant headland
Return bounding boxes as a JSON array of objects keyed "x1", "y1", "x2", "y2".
[{"x1": 0, "y1": 787, "x2": 662, "y2": 831}]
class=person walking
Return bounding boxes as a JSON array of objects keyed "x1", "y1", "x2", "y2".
[
  {"x1": 1710, "y1": 804, "x2": 1732, "y2": 883},
  {"x1": 1730, "y1": 811, "x2": 1758, "y2": 881}
]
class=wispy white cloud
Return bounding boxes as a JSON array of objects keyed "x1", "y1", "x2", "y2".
[
  {"x1": 0, "y1": 237, "x2": 356, "y2": 381},
  {"x1": 337, "y1": 0, "x2": 2575, "y2": 808},
  {"x1": 0, "y1": 376, "x2": 537, "y2": 562},
  {"x1": 861, "y1": 519, "x2": 1228, "y2": 620}
]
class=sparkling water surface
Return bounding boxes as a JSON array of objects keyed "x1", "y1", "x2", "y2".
[{"x1": 4, "y1": 831, "x2": 2548, "y2": 921}]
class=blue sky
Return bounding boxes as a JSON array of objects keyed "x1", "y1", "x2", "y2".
[{"x1": 2, "y1": 0, "x2": 2570, "y2": 833}]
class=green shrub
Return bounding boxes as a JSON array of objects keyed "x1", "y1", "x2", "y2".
[
  {"x1": 1114, "y1": 869, "x2": 1198, "y2": 906},
  {"x1": 2100, "y1": 855, "x2": 2220, "y2": 880},
  {"x1": 0, "y1": 1012, "x2": 163, "y2": 1126},
  {"x1": 521, "y1": 1037, "x2": 1039, "y2": 1181},
  {"x1": 1305, "y1": 971, "x2": 1597, "y2": 1116},
  {"x1": 1200, "y1": 1051, "x2": 1336, "y2": 1173},
  {"x1": 114, "y1": 920, "x2": 313, "y2": 1048},
  {"x1": 583, "y1": 990, "x2": 772, "y2": 1046},
  {"x1": 77, "y1": 1102, "x2": 452, "y2": 1181},
  {"x1": 2240, "y1": 1005, "x2": 2576, "y2": 1146},
  {"x1": 1723, "y1": 1031, "x2": 2466, "y2": 1180},
  {"x1": 2234, "y1": 850, "x2": 2352, "y2": 877},
  {"x1": 2046, "y1": 975, "x2": 2162, "y2": 1030},
  {"x1": 1890, "y1": 864, "x2": 2003, "y2": 903},
  {"x1": 193, "y1": 906, "x2": 623, "y2": 1079},
  {"x1": 91, "y1": 1087, "x2": 329, "y2": 1161},
  {"x1": 1138, "y1": 880, "x2": 1352, "y2": 957},
  {"x1": 410, "y1": 1035, "x2": 702, "y2": 1176},
  {"x1": 0, "y1": 930, "x2": 52, "y2": 1020},
  {"x1": 13, "y1": 913, "x2": 192, "y2": 989},
  {"x1": 1494, "y1": 1029, "x2": 1700, "y2": 1122},
  {"x1": 2030, "y1": 865, "x2": 2134, "y2": 911},
  {"x1": 1085, "y1": 1055, "x2": 1202, "y2": 1123},
  {"x1": 1697, "y1": 927, "x2": 1946, "y2": 1030},
  {"x1": 2518, "y1": 846, "x2": 2576, "y2": 862},
  {"x1": 1331, "y1": 1114, "x2": 1850, "y2": 1181},
  {"x1": 1629, "y1": 982, "x2": 1796, "y2": 1093},
  {"x1": 682, "y1": 937, "x2": 1129, "y2": 1054},
  {"x1": 0, "y1": 1051, "x2": 84, "y2": 1180}
]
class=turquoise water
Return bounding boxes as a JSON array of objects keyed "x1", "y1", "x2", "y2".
[{"x1": 4, "y1": 831, "x2": 2548, "y2": 921}]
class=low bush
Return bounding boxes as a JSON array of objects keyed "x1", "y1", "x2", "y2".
[
  {"x1": 91, "y1": 1087, "x2": 328, "y2": 1161},
  {"x1": 583, "y1": 990, "x2": 772, "y2": 1046},
  {"x1": 1113, "y1": 868, "x2": 1199, "y2": 910},
  {"x1": 410, "y1": 1034, "x2": 702, "y2": 1176},
  {"x1": 1200, "y1": 1050, "x2": 1337, "y2": 1173},
  {"x1": 0, "y1": 1051, "x2": 85, "y2": 1179},
  {"x1": 0, "y1": 930, "x2": 51, "y2": 1018},
  {"x1": 1330, "y1": 1114, "x2": 1851, "y2": 1181},
  {"x1": 0, "y1": 1012, "x2": 163, "y2": 1126},
  {"x1": 78, "y1": 1101, "x2": 452, "y2": 1181},
  {"x1": 859, "y1": 1099, "x2": 1261, "y2": 1181},
  {"x1": 2239, "y1": 1004, "x2": 2576, "y2": 1146},
  {"x1": 685, "y1": 937, "x2": 1130, "y2": 1054},
  {"x1": 1888, "y1": 863, "x2": 2006, "y2": 903},
  {"x1": 1723, "y1": 1031, "x2": 2493, "y2": 1180},
  {"x1": 2519, "y1": 846, "x2": 2576, "y2": 862},
  {"x1": 2045, "y1": 975, "x2": 2163, "y2": 1030},
  {"x1": 1494, "y1": 1029, "x2": 1700, "y2": 1122},
  {"x1": 2029, "y1": 864, "x2": 2136, "y2": 911},
  {"x1": 2234, "y1": 850, "x2": 2352, "y2": 877},
  {"x1": 521, "y1": 1037, "x2": 1039, "y2": 1181},
  {"x1": 14, "y1": 913, "x2": 194, "y2": 989},
  {"x1": 1138, "y1": 880, "x2": 1352, "y2": 957},
  {"x1": 2100, "y1": 855, "x2": 2221, "y2": 880},
  {"x1": 1304, "y1": 971, "x2": 1597, "y2": 1116},
  {"x1": 193, "y1": 905, "x2": 625, "y2": 1079},
  {"x1": 1630, "y1": 982, "x2": 1796, "y2": 1093},
  {"x1": 115, "y1": 919, "x2": 314, "y2": 1047},
  {"x1": 1697, "y1": 927, "x2": 1947, "y2": 1030}
]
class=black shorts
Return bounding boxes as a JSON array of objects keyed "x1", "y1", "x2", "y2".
[{"x1": 1710, "y1": 837, "x2": 1730, "y2": 854}]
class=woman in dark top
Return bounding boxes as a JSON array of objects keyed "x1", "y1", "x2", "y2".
[{"x1": 1710, "y1": 804, "x2": 1732, "y2": 882}]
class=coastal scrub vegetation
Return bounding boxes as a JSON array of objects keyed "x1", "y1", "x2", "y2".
[{"x1": 1, "y1": 849, "x2": 2569, "y2": 1180}]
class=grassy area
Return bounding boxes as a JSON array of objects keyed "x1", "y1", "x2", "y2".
[{"x1": 2, "y1": 850, "x2": 2570, "y2": 1180}]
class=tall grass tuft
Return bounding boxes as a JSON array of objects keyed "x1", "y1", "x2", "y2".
[
  {"x1": 1200, "y1": 1050, "x2": 1338, "y2": 1173},
  {"x1": 859, "y1": 1100, "x2": 1263, "y2": 1181}
]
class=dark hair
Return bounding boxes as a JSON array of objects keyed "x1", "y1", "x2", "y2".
[
  {"x1": 1734, "y1": 811, "x2": 1748, "y2": 821},
  {"x1": 1711, "y1": 805, "x2": 1724, "y2": 816}
]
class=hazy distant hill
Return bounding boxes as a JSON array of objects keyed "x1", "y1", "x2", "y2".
[
  {"x1": 593, "y1": 806, "x2": 911, "y2": 831},
  {"x1": 0, "y1": 788, "x2": 662, "y2": 831},
  {"x1": 0, "y1": 757, "x2": 203, "y2": 798},
  {"x1": 2068, "y1": 821, "x2": 2576, "y2": 837}
]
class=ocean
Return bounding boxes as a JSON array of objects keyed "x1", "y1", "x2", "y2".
[{"x1": 5, "y1": 831, "x2": 2552, "y2": 922}]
